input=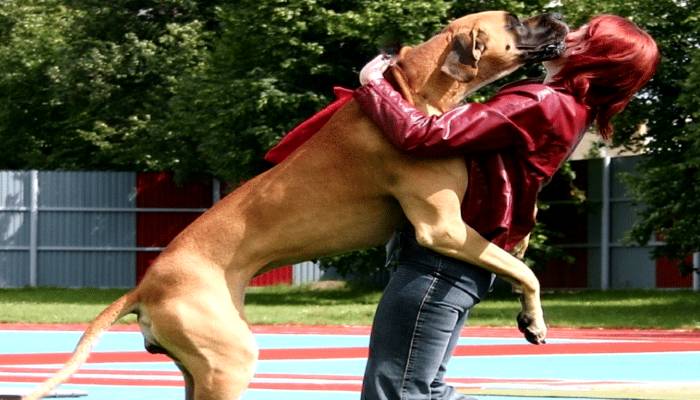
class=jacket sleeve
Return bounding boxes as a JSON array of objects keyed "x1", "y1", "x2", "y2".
[{"x1": 353, "y1": 79, "x2": 537, "y2": 157}]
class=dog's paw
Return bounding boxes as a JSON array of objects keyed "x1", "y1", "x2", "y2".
[{"x1": 516, "y1": 311, "x2": 547, "y2": 345}]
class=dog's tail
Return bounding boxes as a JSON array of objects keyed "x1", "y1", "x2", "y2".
[{"x1": 21, "y1": 290, "x2": 139, "y2": 400}]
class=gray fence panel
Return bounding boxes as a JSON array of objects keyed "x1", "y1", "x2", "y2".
[
  {"x1": 39, "y1": 212, "x2": 135, "y2": 247},
  {"x1": 80, "y1": 252, "x2": 135, "y2": 287},
  {"x1": 583, "y1": 162, "x2": 604, "y2": 289},
  {"x1": 586, "y1": 247, "x2": 602, "y2": 288},
  {"x1": 38, "y1": 251, "x2": 134, "y2": 288},
  {"x1": 611, "y1": 201, "x2": 639, "y2": 244},
  {"x1": 575, "y1": 155, "x2": 663, "y2": 289},
  {"x1": 0, "y1": 172, "x2": 31, "y2": 286},
  {"x1": 610, "y1": 246, "x2": 656, "y2": 289},
  {"x1": 586, "y1": 159, "x2": 604, "y2": 202},
  {"x1": 610, "y1": 156, "x2": 640, "y2": 199},
  {"x1": 0, "y1": 171, "x2": 30, "y2": 208},
  {"x1": 610, "y1": 156, "x2": 643, "y2": 243},
  {"x1": 0, "y1": 171, "x2": 30, "y2": 247},
  {"x1": 0, "y1": 211, "x2": 29, "y2": 247},
  {"x1": 586, "y1": 200, "x2": 602, "y2": 245},
  {"x1": 0, "y1": 162, "x2": 681, "y2": 289},
  {"x1": 0, "y1": 252, "x2": 30, "y2": 287},
  {"x1": 293, "y1": 261, "x2": 322, "y2": 284},
  {"x1": 37, "y1": 171, "x2": 137, "y2": 287},
  {"x1": 38, "y1": 171, "x2": 136, "y2": 207},
  {"x1": 608, "y1": 157, "x2": 656, "y2": 288}
]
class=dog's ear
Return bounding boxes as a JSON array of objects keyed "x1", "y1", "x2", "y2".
[{"x1": 440, "y1": 29, "x2": 486, "y2": 82}]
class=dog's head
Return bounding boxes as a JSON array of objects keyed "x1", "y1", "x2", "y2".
[{"x1": 389, "y1": 11, "x2": 568, "y2": 114}]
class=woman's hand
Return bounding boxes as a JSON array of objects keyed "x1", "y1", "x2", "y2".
[{"x1": 359, "y1": 54, "x2": 394, "y2": 85}]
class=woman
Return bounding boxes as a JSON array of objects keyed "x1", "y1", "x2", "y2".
[{"x1": 355, "y1": 15, "x2": 659, "y2": 400}]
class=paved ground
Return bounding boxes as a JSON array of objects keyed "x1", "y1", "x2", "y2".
[{"x1": 1, "y1": 324, "x2": 699, "y2": 399}]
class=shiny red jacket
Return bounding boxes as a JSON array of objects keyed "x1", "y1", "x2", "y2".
[{"x1": 353, "y1": 79, "x2": 592, "y2": 251}]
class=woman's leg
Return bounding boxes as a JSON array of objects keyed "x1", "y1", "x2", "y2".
[
  {"x1": 361, "y1": 234, "x2": 492, "y2": 400},
  {"x1": 429, "y1": 307, "x2": 470, "y2": 399}
]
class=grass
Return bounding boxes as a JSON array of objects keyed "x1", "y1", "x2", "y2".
[
  {"x1": 0, "y1": 284, "x2": 699, "y2": 330},
  {"x1": 0, "y1": 287, "x2": 137, "y2": 324},
  {"x1": 472, "y1": 290, "x2": 700, "y2": 330}
]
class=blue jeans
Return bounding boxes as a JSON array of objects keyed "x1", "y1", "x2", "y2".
[{"x1": 361, "y1": 232, "x2": 494, "y2": 400}]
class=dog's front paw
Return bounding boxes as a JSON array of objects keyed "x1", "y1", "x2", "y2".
[{"x1": 516, "y1": 311, "x2": 547, "y2": 345}]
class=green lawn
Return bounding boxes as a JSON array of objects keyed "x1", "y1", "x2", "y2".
[{"x1": 0, "y1": 284, "x2": 698, "y2": 330}]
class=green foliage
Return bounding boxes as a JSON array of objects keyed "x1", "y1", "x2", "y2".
[
  {"x1": 613, "y1": 1, "x2": 700, "y2": 263},
  {"x1": 319, "y1": 247, "x2": 388, "y2": 282},
  {"x1": 1, "y1": 0, "x2": 698, "y2": 270},
  {"x1": 0, "y1": 0, "x2": 213, "y2": 171},
  {"x1": 532, "y1": 0, "x2": 700, "y2": 265},
  {"x1": 0, "y1": 1, "x2": 81, "y2": 167},
  {"x1": 625, "y1": 46, "x2": 700, "y2": 264},
  {"x1": 162, "y1": 0, "x2": 452, "y2": 182}
]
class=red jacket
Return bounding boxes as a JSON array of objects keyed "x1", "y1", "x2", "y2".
[{"x1": 353, "y1": 79, "x2": 592, "y2": 251}]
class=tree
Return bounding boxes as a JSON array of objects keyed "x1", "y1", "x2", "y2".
[
  {"x1": 0, "y1": 0, "x2": 213, "y2": 171},
  {"x1": 161, "y1": 0, "x2": 453, "y2": 182},
  {"x1": 626, "y1": 46, "x2": 700, "y2": 267},
  {"x1": 578, "y1": 0, "x2": 700, "y2": 266},
  {"x1": 513, "y1": 0, "x2": 700, "y2": 269},
  {"x1": 2, "y1": 0, "x2": 697, "y2": 272}
]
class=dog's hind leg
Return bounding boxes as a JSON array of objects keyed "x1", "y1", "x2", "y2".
[
  {"x1": 186, "y1": 316, "x2": 258, "y2": 400},
  {"x1": 144, "y1": 339, "x2": 197, "y2": 400},
  {"x1": 151, "y1": 308, "x2": 257, "y2": 400},
  {"x1": 142, "y1": 275, "x2": 258, "y2": 400},
  {"x1": 176, "y1": 362, "x2": 195, "y2": 400}
]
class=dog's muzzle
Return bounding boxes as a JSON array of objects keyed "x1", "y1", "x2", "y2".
[
  {"x1": 518, "y1": 41, "x2": 567, "y2": 62},
  {"x1": 517, "y1": 13, "x2": 569, "y2": 62}
]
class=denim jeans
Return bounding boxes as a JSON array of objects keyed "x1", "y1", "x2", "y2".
[{"x1": 361, "y1": 231, "x2": 494, "y2": 400}]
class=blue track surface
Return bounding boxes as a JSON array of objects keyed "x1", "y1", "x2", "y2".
[{"x1": 1, "y1": 326, "x2": 698, "y2": 400}]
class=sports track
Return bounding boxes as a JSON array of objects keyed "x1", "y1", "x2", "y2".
[{"x1": 0, "y1": 324, "x2": 699, "y2": 400}]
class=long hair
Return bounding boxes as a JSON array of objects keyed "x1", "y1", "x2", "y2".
[{"x1": 550, "y1": 15, "x2": 660, "y2": 138}]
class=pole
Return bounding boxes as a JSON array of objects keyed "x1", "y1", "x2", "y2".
[
  {"x1": 212, "y1": 178, "x2": 221, "y2": 204},
  {"x1": 28, "y1": 170, "x2": 39, "y2": 287},
  {"x1": 693, "y1": 252, "x2": 700, "y2": 292},
  {"x1": 600, "y1": 156, "x2": 611, "y2": 290}
]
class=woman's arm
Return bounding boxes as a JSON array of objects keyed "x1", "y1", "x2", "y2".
[{"x1": 354, "y1": 79, "x2": 537, "y2": 157}]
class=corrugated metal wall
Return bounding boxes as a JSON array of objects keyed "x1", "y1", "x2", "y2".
[
  {"x1": 250, "y1": 267, "x2": 293, "y2": 286},
  {"x1": 0, "y1": 171, "x2": 31, "y2": 287},
  {"x1": 0, "y1": 170, "x2": 297, "y2": 288},
  {"x1": 134, "y1": 172, "x2": 210, "y2": 282},
  {"x1": 538, "y1": 156, "x2": 691, "y2": 289},
  {"x1": 293, "y1": 261, "x2": 324, "y2": 284},
  {"x1": 0, "y1": 162, "x2": 691, "y2": 289},
  {"x1": 36, "y1": 171, "x2": 136, "y2": 287},
  {"x1": 607, "y1": 158, "x2": 657, "y2": 288}
]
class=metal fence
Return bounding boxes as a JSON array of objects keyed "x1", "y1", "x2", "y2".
[
  {"x1": 538, "y1": 156, "x2": 699, "y2": 290},
  {"x1": 0, "y1": 171, "x2": 207, "y2": 288},
  {"x1": 0, "y1": 170, "x2": 332, "y2": 288},
  {"x1": 1, "y1": 165, "x2": 698, "y2": 289}
]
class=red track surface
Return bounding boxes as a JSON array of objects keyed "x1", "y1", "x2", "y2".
[
  {"x1": 1, "y1": 325, "x2": 699, "y2": 394},
  {"x1": 3, "y1": 323, "x2": 699, "y2": 336},
  {"x1": 1, "y1": 324, "x2": 699, "y2": 367}
]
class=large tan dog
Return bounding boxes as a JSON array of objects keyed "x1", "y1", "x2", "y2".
[{"x1": 24, "y1": 11, "x2": 567, "y2": 400}]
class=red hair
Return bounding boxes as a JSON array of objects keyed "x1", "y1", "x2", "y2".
[{"x1": 550, "y1": 15, "x2": 660, "y2": 138}]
